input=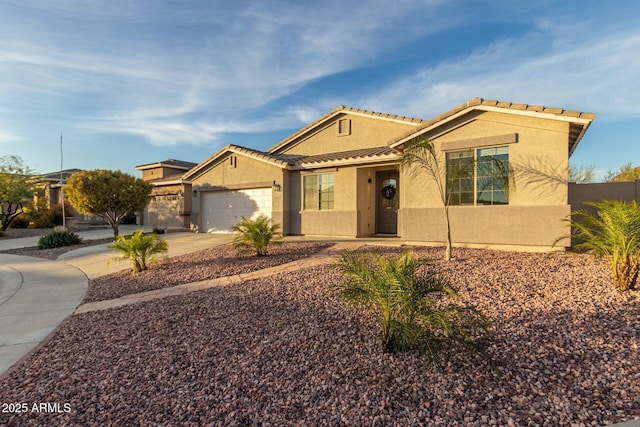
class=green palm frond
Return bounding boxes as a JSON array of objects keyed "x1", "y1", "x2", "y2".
[
  {"x1": 108, "y1": 229, "x2": 169, "y2": 274},
  {"x1": 333, "y1": 249, "x2": 493, "y2": 365},
  {"x1": 565, "y1": 200, "x2": 640, "y2": 290},
  {"x1": 231, "y1": 214, "x2": 282, "y2": 256}
]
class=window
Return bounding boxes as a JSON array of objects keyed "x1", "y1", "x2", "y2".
[
  {"x1": 446, "y1": 146, "x2": 509, "y2": 206},
  {"x1": 476, "y1": 147, "x2": 509, "y2": 205},
  {"x1": 337, "y1": 119, "x2": 351, "y2": 136},
  {"x1": 446, "y1": 150, "x2": 474, "y2": 206},
  {"x1": 303, "y1": 173, "x2": 335, "y2": 210}
]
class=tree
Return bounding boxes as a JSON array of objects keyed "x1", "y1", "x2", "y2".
[
  {"x1": 0, "y1": 155, "x2": 39, "y2": 231},
  {"x1": 231, "y1": 214, "x2": 282, "y2": 256},
  {"x1": 568, "y1": 163, "x2": 597, "y2": 183},
  {"x1": 564, "y1": 200, "x2": 640, "y2": 291},
  {"x1": 605, "y1": 162, "x2": 640, "y2": 182},
  {"x1": 333, "y1": 249, "x2": 493, "y2": 364},
  {"x1": 65, "y1": 169, "x2": 151, "y2": 237},
  {"x1": 397, "y1": 136, "x2": 511, "y2": 261},
  {"x1": 108, "y1": 229, "x2": 168, "y2": 274}
]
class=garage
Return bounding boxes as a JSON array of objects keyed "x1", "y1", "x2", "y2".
[{"x1": 201, "y1": 187, "x2": 272, "y2": 233}]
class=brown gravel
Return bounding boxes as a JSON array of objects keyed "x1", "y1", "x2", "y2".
[
  {"x1": 84, "y1": 242, "x2": 333, "y2": 302},
  {"x1": 0, "y1": 246, "x2": 639, "y2": 426}
]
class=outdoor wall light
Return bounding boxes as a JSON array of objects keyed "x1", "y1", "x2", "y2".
[
  {"x1": 193, "y1": 189, "x2": 198, "y2": 197},
  {"x1": 272, "y1": 181, "x2": 282, "y2": 192},
  {"x1": 368, "y1": 177, "x2": 372, "y2": 184}
]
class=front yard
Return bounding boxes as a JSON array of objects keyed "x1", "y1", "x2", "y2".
[{"x1": 0, "y1": 245, "x2": 638, "y2": 426}]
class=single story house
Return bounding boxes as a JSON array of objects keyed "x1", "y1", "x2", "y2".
[
  {"x1": 175, "y1": 97, "x2": 594, "y2": 251},
  {"x1": 135, "y1": 159, "x2": 197, "y2": 229}
]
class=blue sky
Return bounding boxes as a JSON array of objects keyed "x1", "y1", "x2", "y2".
[{"x1": 0, "y1": 0, "x2": 638, "y2": 180}]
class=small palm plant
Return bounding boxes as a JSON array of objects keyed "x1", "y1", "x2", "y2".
[
  {"x1": 333, "y1": 249, "x2": 492, "y2": 364},
  {"x1": 231, "y1": 214, "x2": 282, "y2": 256},
  {"x1": 108, "y1": 229, "x2": 169, "y2": 274},
  {"x1": 566, "y1": 200, "x2": 640, "y2": 291}
]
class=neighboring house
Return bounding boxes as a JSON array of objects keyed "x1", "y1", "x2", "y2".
[
  {"x1": 181, "y1": 97, "x2": 594, "y2": 251},
  {"x1": 135, "y1": 159, "x2": 197, "y2": 229},
  {"x1": 38, "y1": 168, "x2": 82, "y2": 210}
]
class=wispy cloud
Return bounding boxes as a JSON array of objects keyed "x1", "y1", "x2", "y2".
[{"x1": 361, "y1": 14, "x2": 640, "y2": 120}]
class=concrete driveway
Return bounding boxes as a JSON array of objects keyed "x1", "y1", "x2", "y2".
[{"x1": 0, "y1": 229, "x2": 234, "y2": 377}]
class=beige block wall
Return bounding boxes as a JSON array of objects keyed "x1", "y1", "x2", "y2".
[{"x1": 280, "y1": 113, "x2": 419, "y2": 156}]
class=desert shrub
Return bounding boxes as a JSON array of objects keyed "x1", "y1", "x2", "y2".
[
  {"x1": 333, "y1": 249, "x2": 493, "y2": 364},
  {"x1": 231, "y1": 214, "x2": 282, "y2": 256},
  {"x1": 9, "y1": 215, "x2": 30, "y2": 228},
  {"x1": 109, "y1": 229, "x2": 168, "y2": 274},
  {"x1": 26, "y1": 198, "x2": 73, "y2": 228},
  {"x1": 38, "y1": 230, "x2": 82, "y2": 249},
  {"x1": 566, "y1": 200, "x2": 640, "y2": 291}
]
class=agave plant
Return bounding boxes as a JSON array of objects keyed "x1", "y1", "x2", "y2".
[
  {"x1": 231, "y1": 214, "x2": 282, "y2": 256},
  {"x1": 333, "y1": 249, "x2": 492, "y2": 364},
  {"x1": 108, "y1": 229, "x2": 169, "y2": 274},
  {"x1": 567, "y1": 200, "x2": 640, "y2": 291}
]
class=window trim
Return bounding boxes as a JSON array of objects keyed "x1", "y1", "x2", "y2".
[
  {"x1": 446, "y1": 145, "x2": 509, "y2": 206},
  {"x1": 303, "y1": 172, "x2": 335, "y2": 211}
]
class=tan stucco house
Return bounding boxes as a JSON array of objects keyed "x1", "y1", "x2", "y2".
[
  {"x1": 179, "y1": 97, "x2": 594, "y2": 251},
  {"x1": 135, "y1": 159, "x2": 197, "y2": 229}
]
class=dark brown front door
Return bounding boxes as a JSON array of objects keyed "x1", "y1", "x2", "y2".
[{"x1": 377, "y1": 171, "x2": 398, "y2": 234}]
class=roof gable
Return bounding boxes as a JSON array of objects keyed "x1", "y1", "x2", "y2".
[
  {"x1": 183, "y1": 144, "x2": 293, "y2": 180},
  {"x1": 267, "y1": 105, "x2": 424, "y2": 154},
  {"x1": 390, "y1": 97, "x2": 596, "y2": 155}
]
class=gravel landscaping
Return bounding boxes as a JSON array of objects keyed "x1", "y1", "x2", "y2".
[
  {"x1": 84, "y1": 241, "x2": 333, "y2": 302},
  {"x1": 1, "y1": 246, "x2": 639, "y2": 426}
]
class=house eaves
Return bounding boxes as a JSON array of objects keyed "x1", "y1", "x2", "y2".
[
  {"x1": 389, "y1": 97, "x2": 596, "y2": 156},
  {"x1": 135, "y1": 159, "x2": 198, "y2": 171},
  {"x1": 267, "y1": 105, "x2": 424, "y2": 154}
]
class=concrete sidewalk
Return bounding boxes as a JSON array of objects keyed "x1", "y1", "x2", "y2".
[{"x1": 0, "y1": 254, "x2": 87, "y2": 375}]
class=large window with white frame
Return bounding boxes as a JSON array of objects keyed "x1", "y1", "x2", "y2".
[
  {"x1": 446, "y1": 146, "x2": 509, "y2": 206},
  {"x1": 303, "y1": 173, "x2": 335, "y2": 210}
]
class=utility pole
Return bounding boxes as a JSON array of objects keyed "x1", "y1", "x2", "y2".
[{"x1": 60, "y1": 132, "x2": 66, "y2": 229}]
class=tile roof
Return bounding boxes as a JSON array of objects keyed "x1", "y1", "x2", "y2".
[
  {"x1": 39, "y1": 168, "x2": 82, "y2": 181},
  {"x1": 135, "y1": 159, "x2": 198, "y2": 170},
  {"x1": 390, "y1": 97, "x2": 596, "y2": 155},
  {"x1": 291, "y1": 146, "x2": 398, "y2": 167}
]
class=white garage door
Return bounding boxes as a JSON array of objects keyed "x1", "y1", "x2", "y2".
[{"x1": 201, "y1": 188, "x2": 272, "y2": 233}]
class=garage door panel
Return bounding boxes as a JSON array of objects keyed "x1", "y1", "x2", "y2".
[{"x1": 202, "y1": 188, "x2": 272, "y2": 233}]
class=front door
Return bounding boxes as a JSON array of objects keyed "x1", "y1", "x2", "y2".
[{"x1": 377, "y1": 171, "x2": 399, "y2": 234}]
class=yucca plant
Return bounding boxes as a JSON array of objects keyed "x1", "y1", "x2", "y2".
[
  {"x1": 567, "y1": 200, "x2": 640, "y2": 291},
  {"x1": 333, "y1": 249, "x2": 493, "y2": 364},
  {"x1": 108, "y1": 229, "x2": 168, "y2": 274},
  {"x1": 231, "y1": 214, "x2": 282, "y2": 256}
]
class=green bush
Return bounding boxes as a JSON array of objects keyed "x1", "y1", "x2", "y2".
[
  {"x1": 565, "y1": 200, "x2": 640, "y2": 291},
  {"x1": 108, "y1": 229, "x2": 168, "y2": 274},
  {"x1": 231, "y1": 214, "x2": 282, "y2": 256},
  {"x1": 333, "y1": 249, "x2": 493, "y2": 364},
  {"x1": 38, "y1": 230, "x2": 82, "y2": 249}
]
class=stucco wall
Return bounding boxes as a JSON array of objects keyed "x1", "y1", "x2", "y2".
[
  {"x1": 401, "y1": 205, "x2": 570, "y2": 250},
  {"x1": 190, "y1": 152, "x2": 284, "y2": 232},
  {"x1": 569, "y1": 181, "x2": 640, "y2": 212},
  {"x1": 279, "y1": 113, "x2": 419, "y2": 155},
  {"x1": 400, "y1": 110, "x2": 572, "y2": 250}
]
